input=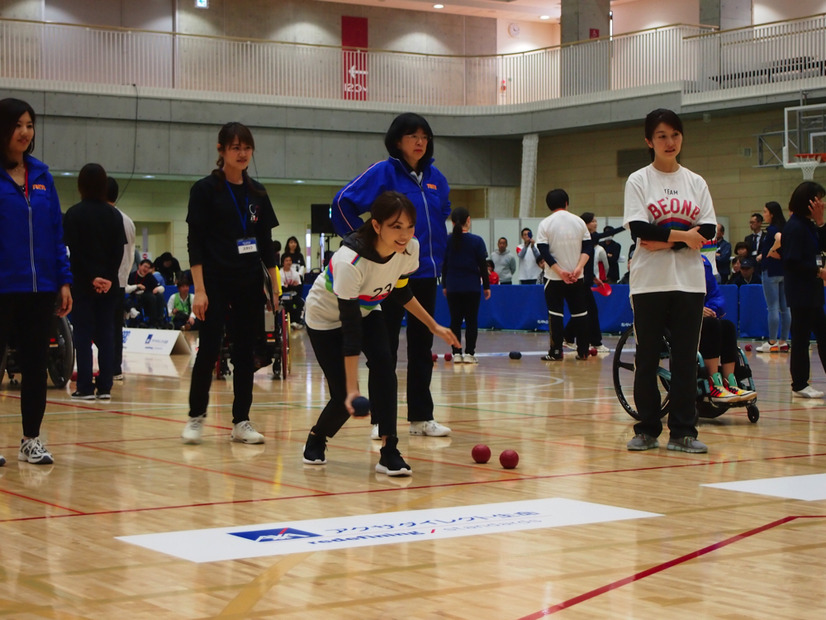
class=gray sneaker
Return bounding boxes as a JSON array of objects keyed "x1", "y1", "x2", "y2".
[
  {"x1": 626, "y1": 434, "x2": 659, "y2": 451},
  {"x1": 667, "y1": 436, "x2": 708, "y2": 453}
]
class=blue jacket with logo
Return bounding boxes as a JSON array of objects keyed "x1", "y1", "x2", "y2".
[
  {"x1": 0, "y1": 154, "x2": 72, "y2": 294},
  {"x1": 331, "y1": 157, "x2": 451, "y2": 279}
]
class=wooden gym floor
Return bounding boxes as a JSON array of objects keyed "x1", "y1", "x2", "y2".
[{"x1": 1, "y1": 329, "x2": 824, "y2": 619}]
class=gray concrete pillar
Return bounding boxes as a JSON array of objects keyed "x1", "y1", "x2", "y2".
[
  {"x1": 560, "y1": 0, "x2": 611, "y2": 96},
  {"x1": 700, "y1": 0, "x2": 753, "y2": 30}
]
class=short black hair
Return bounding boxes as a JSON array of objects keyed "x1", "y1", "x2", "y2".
[
  {"x1": 106, "y1": 176, "x2": 119, "y2": 203},
  {"x1": 77, "y1": 163, "x2": 108, "y2": 201},
  {"x1": 750, "y1": 212, "x2": 764, "y2": 222},
  {"x1": 545, "y1": 188, "x2": 569, "y2": 211},
  {"x1": 384, "y1": 112, "x2": 434, "y2": 170},
  {"x1": 789, "y1": 181, "x2": 826, "y2": 217}
]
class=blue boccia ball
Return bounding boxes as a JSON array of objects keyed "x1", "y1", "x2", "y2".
[{"x1": 352, "y1": 396, "x2": 370, "y2": 417}]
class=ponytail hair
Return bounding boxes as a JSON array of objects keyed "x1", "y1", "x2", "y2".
[
  {"x1": 212, "y1": 121, "x2": 264, "y2": 196},
  {"x1": 354, "y1": 191, "x2": 417, "y2": 249},
  {"x1": 450, "y1": 207, "x2": 469, "y2": 249}
]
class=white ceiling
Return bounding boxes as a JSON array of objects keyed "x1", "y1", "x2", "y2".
[{"x1": 315, "y1": 0, "x2": 566, "y2": 23}]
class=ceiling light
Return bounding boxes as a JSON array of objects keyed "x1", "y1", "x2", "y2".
[
  {"x1": 540, "y1": 15, "x2": 550, "y2": 20},
  {"x1": 433, "y1": 4, "x2": 444, "y2": 9}
]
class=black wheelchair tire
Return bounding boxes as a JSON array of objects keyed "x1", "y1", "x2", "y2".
[
  {"x1": 613, "y1": 326, "x2": 671, "y2": 421},
  {"x1": 47, "y1": 316, "x2": 74, "y2": 388},
  {"x1": 0, "y1": 346, "x2": 7, "y2": 387}
]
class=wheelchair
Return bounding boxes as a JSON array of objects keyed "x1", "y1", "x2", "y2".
[
  {"x1": 0, "y1": 315, "x2": 75, "y2": 389},
  {"x1": 612, "y1": 325, "x2": 759, "y2": 424},
  {"x1": 215, "y1": 265, "x2": 290, "y2": 381}
]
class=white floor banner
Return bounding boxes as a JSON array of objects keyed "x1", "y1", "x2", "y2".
[
  {"x1": 122, "y1": 328, "x2": 191, "y2": 356},
  {"x1": 117, "y1": 498, "x2": 661, "y2": 563},
  {"x1": 703, "y1": 473, "x2": 826, "y2": 501}
]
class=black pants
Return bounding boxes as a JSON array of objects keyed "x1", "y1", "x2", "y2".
[
  {"x1": 544, "y1": 279, "x2": 589, "y2": 357},
  {"x1": 0, "y1": 292, "x2": 54, "y2": 438},
  {"x1": 789, "y1": 305, "x2": 826, "y2": 391},
  {"x1": 563, "y1": 287, "x2": 602, "y2": 346},
  {"x1": 131, "y1": 291, "x2": 165, "y2": 326},
  {"x1": 382, "y1": 277, "x2": 436, "y2": 422},
  {"x1": 699, "y1": 316, "x2": 737, "y2": 365},
  {"x1": 446, "y1": 291, "x2": 481, "y2": 355},
  {"x1": 188, "y1": 274, "x2": 263, "y2": 424},
  {"x1": 72, "y1": 290, "x2": 118, "y2": 395},
  {"x1": 631, "y1": 291, "x2": 704, "y2": 440},
  {"x1": 307, "y1": 311, "x2": 397, "y2": 438}
]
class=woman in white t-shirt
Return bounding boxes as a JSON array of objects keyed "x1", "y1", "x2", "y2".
[
  {"x1": 302, "y1": 191, "x2": 458, "y2": 476},
  {"x1": 623, "y1": 109, "x2": 717, "y2": 454}
]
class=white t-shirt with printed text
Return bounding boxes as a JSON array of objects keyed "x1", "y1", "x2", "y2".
[
  {"x1": 536, "y1": 209, "x2": 591, "y2": 281},
  {"x1": 623, "y1": 164, "x2": 717, "y2": 295},
  {"x1": 305, "y1": 238, "x2": 420, "y2": 331}
]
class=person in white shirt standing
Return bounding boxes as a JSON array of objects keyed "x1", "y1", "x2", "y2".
[
  {"x1": 623, "y1": 108, "x2": 717, "y2": 454},
  {"x1": 536, "y1": 189, "x2": 592, "y2": 361},
  {"x1": 516, "y1": 228, "x2": 542, "y2": 284}
]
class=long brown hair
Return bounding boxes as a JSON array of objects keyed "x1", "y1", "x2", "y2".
[{"x1": 0, "y1": 98, "x2": 36, "y2": 169}]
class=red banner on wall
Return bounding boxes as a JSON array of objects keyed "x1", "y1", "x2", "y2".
[{"x1": 342, "y1": 16, "x2": 368, "y2": 100}]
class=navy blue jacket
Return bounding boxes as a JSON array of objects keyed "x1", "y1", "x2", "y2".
[
  {"x1": 331, "y1": 157, "x2": 451, "y2": 279},
  {"x1": 442, "y1": 232, "x2": 490, "y2": 293},
  {"x1": 782, "y1": 213, "x2": 826, "y2": 308},
  {"x1": 0, "y1": 154, "x2": 72, "y2": 294},
  {"x1": 756, "y1": 224, "x2": 783, "y2": 277}
]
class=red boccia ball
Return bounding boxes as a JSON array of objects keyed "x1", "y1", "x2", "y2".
[
  {"x1": 471, "y1": 444, "x2": 491, "y2": 464},
  {"x1": 432, "y1": 352, "x2": 439, "y2": 362},
  {"x1": 444, "y1": 352, "x2": 453, "y2": 361},
  {"x1": 499, "y1": 449, "x2": 519, "y2": 469},
  {"x1": 744, "y1": 344, "x2": 752, "y2": 352},
  {"x1": 589, "y1": 347, "x2": 598, "y2": 356}
]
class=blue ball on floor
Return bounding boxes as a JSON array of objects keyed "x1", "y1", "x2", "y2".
[
  {"x1": 352, "y1": 396, "x2": 370, "y2": 417},
  {"x1": 509, "y1": 351, "x2": 522, "y2": 360}
]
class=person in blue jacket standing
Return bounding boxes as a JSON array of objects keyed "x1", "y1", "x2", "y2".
[
  {"x1": 0, "y1": 98, "x2": 73, "y2": 467},
  {"x1": 332, "y1": 112, "x2": 452, "y2": 439}
]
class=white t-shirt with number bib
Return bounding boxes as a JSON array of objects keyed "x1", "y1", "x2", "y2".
[
  {"x1": 305, "y1": 237, "x2": 420, "y2": 331},
  {"x1": 623, "y1": 164, "x2": 717, "y2": 295}
]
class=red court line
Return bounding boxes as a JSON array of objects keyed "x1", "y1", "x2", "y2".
[
  {"x1": 0, "y1": 488, "x2": 84, "y2": 514},
  {"x1": 517, "y1": 515, "x2": 826, "y2": 619}
]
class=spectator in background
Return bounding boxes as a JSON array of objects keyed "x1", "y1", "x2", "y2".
[
  {"x1": 63, "y1": 163, "x2": 126, "y2": 401},
  {"x1": 491, "y1": 237, "x2": 516, "y2": 284},
  {"x1": 273, "y1": 239, "x2": 282, "y2": 268},
  {"x1": 486, "y1": 259, "x2": 500, "y2": 285},
  {"x1": 733, "y1": 241, "x2": 750, "y2": 261},
  {"x1": 755, "y1": 200, "x2": 790, "y2": 353},
  {"x1": 730, "y1": 257, "x2": 762, "y2": 286},
  {"x1": 126, "y1": 259, "x2": 168, "y2": 327},
  {"x1": 107, "y1": 176, "x2": 135, "y2": 382},
  {"x1": 167, "y1": 276, "x2": 198, "y2": 331},
  {"x1": 281, "y1": 254, "x2": 305, "y2": 328},
  {"x1": 715, "y1": 224, "x2": 732, "y2": 283},
  {"x1": 442, "y1": 207, "x2": 490, "y2": 364},
  {"x1": 153, "y1": 251, "x2": 182, "y2": 285},
  {"x1": 745, "y1": 212, "x2": 765, "y2": 259},
  {"x1": 282, "y1": 236, "x2": 306, "y2": 275},
  {"x1": 600, "y1": 226, "x2": 622, "y2": 283},
  {"x1": 516, "y1": 227, "x2": 542, "y2": 284}
]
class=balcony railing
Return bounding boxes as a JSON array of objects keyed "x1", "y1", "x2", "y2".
[{"x1": 0, "y1": 15, "x2": 823, "y2": 109}]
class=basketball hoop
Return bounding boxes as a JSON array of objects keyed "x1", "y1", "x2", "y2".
[{"x1": 794, "y1": 153, "x2": 825, "y2": 180}]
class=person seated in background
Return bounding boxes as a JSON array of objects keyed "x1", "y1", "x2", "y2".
[
  {"x1": 126, "y1": 259, "x2": 168, "y2": 327},
  {"x1": 280, "y1": 254, "x2": 305, "y2": 327},
  {"x1": 153, "y1": 251, "x2": 182, "y2": 285},
  {"x1": 486, "y1": 259, "x2": 500, "y2": 285},
  {"x1": 727, "y1": 255, "x2": 741, "y2": 283},
  {"x1": 730, "y1": 257, "x2": 762, "y2": 286},
  {"x1": 167, "y1": 277, "x2": 199, "y2": 331},
  {"x1": 733, "y1": 241, "x2": 750, "y2": 262}
]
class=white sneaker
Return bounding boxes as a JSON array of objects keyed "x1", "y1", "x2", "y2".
[
  {"x1": 593, "y1": 344, "x2": 610, "y2": 353},
  {"x1": 453, "y1": 353, "x2": 465, "y2": 363},
  {"x1": 409, "y1": 420, "x2": 451, "y2": 436},
  {"x1": 181, "y1": 415, "x2": 206, "y2": 444},
  {"x1": 231, "y1": 420, "x2": 265, "y2": 444},
  {"x1": 128, "y1": 308, "x2": 140, "y2": 319},
  {"x1": 562, "y1": 341, "x2": 576, "y2": 351},
  {"x1": 464, "y1": 354, "x2": 478, "y2": 364},
  {"x1": 793, "y1": 385, "x2": 824, "y2": 399},
  {"x1": 755, "y1": 341, "x2": 776, "y2": 353},
  {"x1": 18, "y1": 437, "x2": 53, "y2": 465},
  {"x1": 370, "y1": 424, "x2": 380, "y2": 440}
]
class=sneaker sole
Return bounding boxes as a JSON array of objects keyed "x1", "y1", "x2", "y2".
[
  {"x1": 231, "y1": 436, "x2": 265, "y2": 444},
  {"x1": 666, "y1": 443, "x2": 708, "y2": 453},
  {"x1": 375, "y1": 464, "x2": 412, "y2": 476},
  {"x1": 793, "y1": 392, "x2": 824, "y2": 399},
  {"x1": 181, "y1": 436, "x2": 203, "y2": 445},
  {"x1": 409, "y1": 429, "x2": 450, "y2": 437},
  {"x1": 627, "y1": 442, "x2": 659, "y2": 451},
  {"x1": 302, "y1": 456, "x2": 327, "y2": 465},
  {"x1": 71, "y1": 395, "x2": 96, "y2": 400}
]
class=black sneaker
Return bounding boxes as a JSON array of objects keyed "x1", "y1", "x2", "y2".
[
  {"x1": 375, "y1": 436, "x2": 412, "y2": 476},
  {"x1": 541, "y1": 352, "x2": 563, "y2": 361},
  {"x1": 71, "y1": 391, "x2": 96, "y2": 400},
  {"x1": 302, "y1": 431, "x2": 327, "y2": 465}
]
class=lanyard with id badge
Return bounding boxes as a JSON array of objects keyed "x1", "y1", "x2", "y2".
[{"x1": 227, "y1": 181, "x2": 259, "y2": 255}]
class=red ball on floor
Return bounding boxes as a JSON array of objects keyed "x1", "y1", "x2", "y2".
[
  {"x1": 444, "y1": 352, "x2": 453, "y2": 361},
  {"x1": 471, "y1": 444, "x2": 491, "y2": 464},
  {"x1": 499, "y1": 449, "x2": 519, "y2": 469}
]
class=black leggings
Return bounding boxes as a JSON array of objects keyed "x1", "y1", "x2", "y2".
[
  {"x1": 307, "y1": 311, "x2": 398, "y2": 438},
  {"x1": 544, "y1": 279, "x2": 589, "y2": 357},
  {"x1": 631, "y1": 291, "x2": 704, "y2": 440},
  {"x1": 446, "y1": 291, "x2": 481, "y2": 355},
  {"x1": 0, "y1": 292, "x2": 54, "y2": 438},
  {"x1": 789, "y1": 305, "x2": 826, "y2": 391},
  {"x1": 188, "y1": 274, "x2": 264, "y2": 424},
  {"x1": 563, "y1": 287, "x2": 602, "y2": 346}
]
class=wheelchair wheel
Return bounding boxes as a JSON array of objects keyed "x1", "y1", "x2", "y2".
[
  {"x1": 747, "y1": 404, "x2": 759, "y2": 423},
  {"x1": 612, "y1": 326, "x2": 671, "y2": 421},
  {"x1": 47, "y1": 316, "x2": 74, "y2": 388},
  {"x1": 0, "y1": 346, "x2": 7, "y2": 387},
  {"x1": 280, "y1": 309, "x2": 290, "y2": 380}
]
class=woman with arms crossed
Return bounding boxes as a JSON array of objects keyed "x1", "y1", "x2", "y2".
[
  {"x1": 303, "y1": 192, "x2": 458, "y2": 476},
  {"x1": 623, "y1": 108, "x2": 717, "y2": 454}
]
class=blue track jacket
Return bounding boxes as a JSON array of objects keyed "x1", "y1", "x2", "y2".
[{"x1": 331, "y1": 157, "x2": 451, "y2": 279}]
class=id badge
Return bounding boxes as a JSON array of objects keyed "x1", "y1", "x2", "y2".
[{"x1": 237, "y1": 238, "x2": 258, "y2": 255}]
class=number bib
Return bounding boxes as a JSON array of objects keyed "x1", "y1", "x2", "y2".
[{"x1": 237, "y1": 238, "x2": 258, "y2": 255}]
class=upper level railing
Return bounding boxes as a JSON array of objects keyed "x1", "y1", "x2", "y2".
[{"x1": 0, "y1": 15, "x2": 824, "y2": 109}]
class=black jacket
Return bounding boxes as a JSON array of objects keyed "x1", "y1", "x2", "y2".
[
  {"x1": 63, "y1": 198, "x2": 126, "y2": 296},
  {"x1": 783, "y1": 213, "x2": 826, "y2": 308}
]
